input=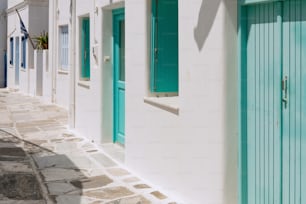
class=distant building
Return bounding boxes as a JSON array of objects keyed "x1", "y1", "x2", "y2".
[
  {"x1": 0, "y1": 0, "x2": 7, "y2": 88},
  {"x1": 6, "y1": 0, "x2": 48, "y2": 93}
]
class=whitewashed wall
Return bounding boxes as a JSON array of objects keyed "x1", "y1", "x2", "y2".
[
  {"x1": 7, "y1": 0, "x2": 24, "y2": 9},
  {"x1": 124, "y1": 0, "x2": 238, "y2": 204},
  {"x1": 71, "y1": 0, "x2": 238, "y2": 203},
  {"x1": 0, "y1": 0, "x2": 7, "y2": 88},
  {"x1": 74, "y1": 0, "x2": 100, "y2": 143},
  {"x1": 6, "y1": 1, "x2": 48, "y2": 93},
  {"x1": 42, "y1": 50, "x2": 51, "y2": 102},
  {"x1": 51, "y1": 0, "x2": 70, "y2": 109}
]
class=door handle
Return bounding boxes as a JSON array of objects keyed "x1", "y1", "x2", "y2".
[{"x1": 282, "y1": 76, "x2": 288, "y2": 108}]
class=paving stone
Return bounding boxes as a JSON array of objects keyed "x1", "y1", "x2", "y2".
[
  {"x1": 70, "y1": 175, "x2": 113, "y2": 189},
  {"x1": 55, "y1": 142, "x2": 79, "y2": 153},
  {"x1": 0, "y1": 147, "x2": 26, "y2": 157},
  {"x1": 133, "y1": 184, "x2": 151, "y2": 189},
  {"x1": 55, "y1": 195, "x2": 95, "y2": 204},
  {"x1": 150, "y1": 191, "x2": 167, "y2": 200},
  {"x1": 34, "y1": 154, "x2": 77, "y2": 169},
  {"x1": 40, "y1": 168, "x2": 86, "y2": 182},
  {"x1": 0, "y1": 161, "x2": 32, "y2": 173},
  {"x1": 27, "y1": 140, "x2": 48, "y2": 146},
  {"x1": 0, "y1": 200, "x2": 46, "y2": 204},
  {"x1": 106, "y1": 168, "x2": 130, "y2": 177},
  {"x1": 66, "y1": 137, "x2": 83, "y2": 142},
  {"x1": 105, "y1": 195, "x2": 151, "y2": 204},
  {"x1": 84, "y1": 186, "x2": 134, "y2": 200},
  {"x1": 123, "y1": 177, "x2": 140, "y2": 183},
  {"x1": 91, "y1": 153, "x2": 116, "y2": 168},
  {"x1": 46, "y1": 182, "x2": 80, "y2": 195},
  {"x1": 67, "y1": 155, "x2": 101, "y2": 170},
  {"x1": 0, "y1": 174, "x2": 42, "y2": 200}
]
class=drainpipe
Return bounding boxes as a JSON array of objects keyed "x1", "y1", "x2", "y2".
[{"x1": 69, "y1": 0, "x2": 76, "y2": 128}]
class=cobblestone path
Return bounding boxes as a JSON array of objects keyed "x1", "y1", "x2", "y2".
[{"x1": 0, "y1": 89, "x2": 177, "y2": 204}]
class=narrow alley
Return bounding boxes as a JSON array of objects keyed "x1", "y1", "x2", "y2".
[{"x1": 0, "y1": 89, "x2": 177, "y2": 204}]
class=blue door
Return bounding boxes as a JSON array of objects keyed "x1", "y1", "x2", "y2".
[
  {"x1": 15, "y1": 37, "x2": 20, "y2": 86},
  {"x1": 113, "y1": 9, "x2": 125, "y2": 145}
]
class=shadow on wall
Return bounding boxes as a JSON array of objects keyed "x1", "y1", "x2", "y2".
[{"x1": 194, "y1": 0, "x2": 221, "y2": 51}]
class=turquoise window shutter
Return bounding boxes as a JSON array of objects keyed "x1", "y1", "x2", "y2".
[
  {"x1": 151, "y1": 0, "x2": 178, "y2": 93},
  {"x1": 81, "y1": 18, "x2": 90, "y2": 79}
]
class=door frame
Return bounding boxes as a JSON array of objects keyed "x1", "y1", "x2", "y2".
[{"x1": 113, "y1": 8, "x2": 125, "y2": 145}]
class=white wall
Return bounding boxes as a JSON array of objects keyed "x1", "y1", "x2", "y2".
[
  {"x1": 0, "y1": 0, "x2": 7, "y2": 88},
  {"x1": 42, "y1": 50, "x2": 52, "y2": 102},
  {"x1": 124, "y1": 0, "x2": 238, "y2": 204},
  {"x1": 7, "y1": 0, "x2": 24, "y2": 9},
  {"x1": 53, "y1": 0, "x2": 70, "y2": 109},
  {"x1": 74, "y1": 0, "x2": 101, "y2": 143}
]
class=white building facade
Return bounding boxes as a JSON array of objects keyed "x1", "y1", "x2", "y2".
[
  {"x1": 49, "y1": 0, "x2": 238, "y2": 203},
  {"x1": 6, "y1": 0, "x2": 48, "y2": 93},
  {"x1": 0, "y1": 0, "x2": 7, "y2": 88},
  {"x1": 10, "y1": 0, "x2": 239, "y2": 203}
]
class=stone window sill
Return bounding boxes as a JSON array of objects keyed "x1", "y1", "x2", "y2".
[
  {"x1": 58, "y1": 70, "x2": 69, "y2": 75},
  {"x1": 78, "y1": 81, "x2": 90, "y2": 89},
  {"x1": 144, "y1": 96, "x2": 179, "y2": 115}
]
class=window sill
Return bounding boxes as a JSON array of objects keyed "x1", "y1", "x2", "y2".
[
  {"x1": 20, "y1": 68, "x2": 26, "y2": 72},
  {"x1": 77, "y1": 81, "x2": 90, "y2": 89},
  {"x1": 58, "y1": 70, "x2": 69, "y2": 75},
  {"x1": 144, "y1": 96, "x2": 179, "y2": 115}
]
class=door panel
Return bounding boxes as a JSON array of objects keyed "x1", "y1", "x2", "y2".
[
  {"x1": 246, "y1": 3, "x2": 282, "y2": 203},
  {"x1": 282, "y1": 1, "x2": 306, "y2": 203},
  {"x1": 245, "y1": 1, "x2": 306, "y2": 203},
  {"x1": 113, "y1": 9, "x2": 125, "y2": 145}
]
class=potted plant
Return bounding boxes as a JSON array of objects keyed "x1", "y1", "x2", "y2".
[{"x1": 33, "y1": 31, "x2": 48, "y2": 50}]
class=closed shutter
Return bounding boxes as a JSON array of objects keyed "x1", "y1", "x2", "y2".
[
  {"x1": 60, "y1": 26, "x2": 69, "y2": 70},
  {"x1": 151, "y1": 0, "x2": 178, "y2": 92},
  {"x1": 10, "y1": 38, "x2": 13, "y2": 65},
  {"x1": 81, "y1": 18, "x2": 90, "y2": 79},
  {"x1": 21, "y1": 36, "x2": 26, "y2": 68}
]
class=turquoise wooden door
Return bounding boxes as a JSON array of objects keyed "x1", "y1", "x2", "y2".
[
  {"x1": 243, "y1": 1, "x2": 306, "y2": 203},
  {"x1": 113, "y1": 9, "x2": 125, "y2": 145}
]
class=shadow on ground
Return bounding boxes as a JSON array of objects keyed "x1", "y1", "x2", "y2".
[{"x1": 0, "y1": 90, "x2": 155, "y2": 204}]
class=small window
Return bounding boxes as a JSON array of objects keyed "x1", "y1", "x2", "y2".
[
  {"x1": 21, "y1": 36, "x2": 27, "y2": 68},
  {"x1": 80, "y1": 17, "x2": 90, "y2": 80},
  {"x1": 10, "y1": 37, "x2": 14, "y2": 65},
  {"x1": 59, "y1": 25, "x2": 69, "y2": 70},
  {"x1": 151, "y1": 0, "x2": 178, "y2": 93}
]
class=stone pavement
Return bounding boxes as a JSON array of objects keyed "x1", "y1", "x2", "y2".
[{"x1": 0, "y1": 89, "x2": 178, "y2": 204}]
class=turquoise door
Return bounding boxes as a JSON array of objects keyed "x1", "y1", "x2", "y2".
[
  {"x1": 113, "y1": 9, "x2": 125, "y2": 145},
  {"x1": 242, "y1": 1, "x2": 306, "y2": 203},
  {"x1": 15, "y1": 37, "x2": 19, "y2": 86}
]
